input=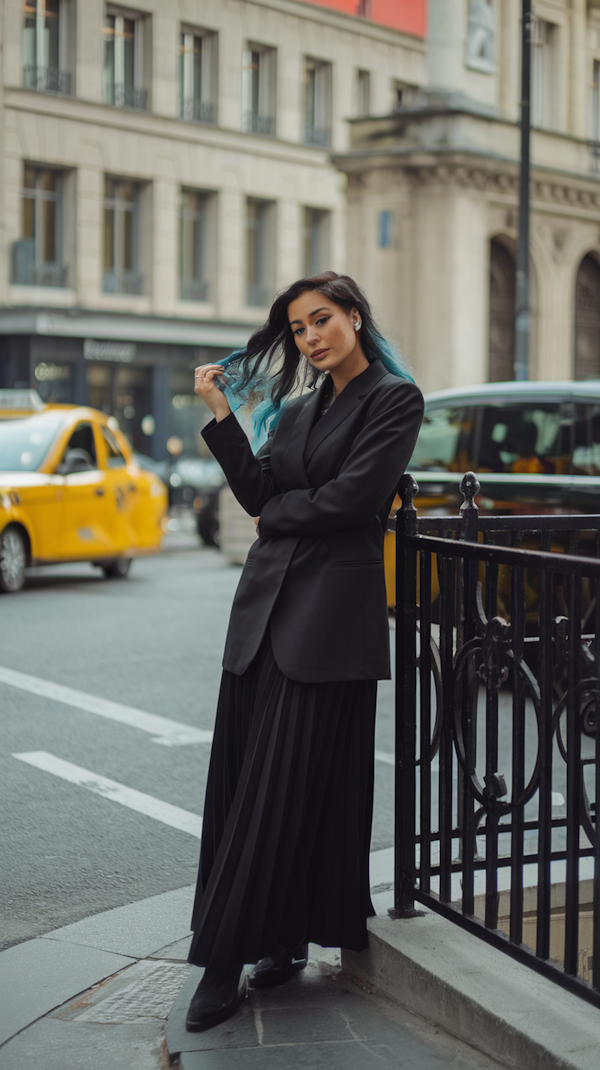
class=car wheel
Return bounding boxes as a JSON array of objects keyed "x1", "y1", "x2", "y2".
[
  {"x1": 0, "y1": 526, "x2": 27, "y2": 593},
  {"x1": 102, "y1": 558, "x2": 132, "y2": 580}
]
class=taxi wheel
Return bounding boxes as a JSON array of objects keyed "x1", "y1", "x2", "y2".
[
  {"x1": 102, "y1": 558, "x2": 132, "y2": 580},
  {"x1": 0, "y1": 526, "x2": 27, "y2": 593}
]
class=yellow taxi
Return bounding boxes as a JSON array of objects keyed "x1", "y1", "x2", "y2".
[{"x1": 0, "y1": 390, "x2": 168, "y2": 593}]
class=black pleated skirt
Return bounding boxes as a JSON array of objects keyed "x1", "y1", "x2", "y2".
[{"x1": 188, "y1": 630, "x2": 377, "y2": 970}]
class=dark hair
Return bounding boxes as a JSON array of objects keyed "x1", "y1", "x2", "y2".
[{"x1": 217, "y1": 271, "x2": 412, "y2": 437}]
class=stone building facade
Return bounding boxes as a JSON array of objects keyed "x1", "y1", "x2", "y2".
[
  {"x1": 0, "y1": 0, "x2": 425, "y2": 456},
  {"x1": 335, "y1": 0, "x2": 600, "y2": 394}
]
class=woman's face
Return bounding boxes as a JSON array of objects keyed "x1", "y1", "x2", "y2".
[{"x1": 287, "y1": 292, "x2": 362, "y2": 375}]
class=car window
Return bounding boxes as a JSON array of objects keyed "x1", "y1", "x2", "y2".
[
  {"x1": 476, "y1": 404, "x2": 570, "y2": 475},
  {"x1": 101, "y1": 424, "x2": 126, "y2": 467},
  {"x1": 573, "y1": 403, "x2": 600, "y2": 475},
  {"x1": 409, "y1": 406, "x2": 475, "y2": 473},
  {"x1": 60, "y1": 422, "x2": 97, "y2": 469},
  {"x1": 0, "y1": 414, "x2": 63, "y2": 471}
]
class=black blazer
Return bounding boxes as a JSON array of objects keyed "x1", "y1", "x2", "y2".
[{"x1": 202, "y1": 359, "x2": 424, "y2": 682}]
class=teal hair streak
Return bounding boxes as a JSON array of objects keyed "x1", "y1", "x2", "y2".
[{"x1": 214, "y1": 337, "x2": 414, "y2": 451}]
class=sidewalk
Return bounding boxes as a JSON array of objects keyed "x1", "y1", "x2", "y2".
[{"x1": 1, "y1": 849, "x2": 599, "y2": 1069}]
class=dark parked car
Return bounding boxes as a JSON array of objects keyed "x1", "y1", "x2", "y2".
[{"x1": 409, "y1": 379, "x2": 600, "y2": 516}]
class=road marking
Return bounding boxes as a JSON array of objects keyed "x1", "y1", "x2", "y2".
[
  {"x1": 13, "y1": 752, "x2": 202, "y2": 838},
  {"x1": 0, "y1": 665, "x2": 212, "y2": 747},
  {"x1": 375, "y1": 749, "x2": 394, "y2": 765}
]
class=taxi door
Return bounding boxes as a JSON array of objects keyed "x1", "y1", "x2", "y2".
[
  {"x1": 97, "y1": 422, "x2": 134, "y2": 553},
  {"x1": 57, "y1": 422, "x2": 116, "y2": 559}
]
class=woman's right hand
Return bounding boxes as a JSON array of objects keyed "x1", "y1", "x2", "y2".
[{"x1": 194, "y1": 364, "x2": 232, "y2": 422}]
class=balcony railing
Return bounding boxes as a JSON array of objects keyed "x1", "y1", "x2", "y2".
[
  {"x1": 103, "y1": 270, "x2": 143, "y2": 295},
  {"x1": 181, "y1": 99, "x2": 216, "y2": 125},
  {"x1": 106, "y1": 83, "x2": 148, "y2": 110},
  {"x1": 243, "y1": 113, "x2": 275, "y2": 137},
  {"x1": 180, "y1": 278, "x2": 209, "y2": 302},
  {"x1": 23, "y1": 65, "x2": 71, "y2": 95},
  {"x1": 12, "y1": 241, "x2": 67, "y2": 287},
  {"x1": 304, "y1": 125, "x2": 331, "y2": 148}
]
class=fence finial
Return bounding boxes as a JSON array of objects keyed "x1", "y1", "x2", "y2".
[{"x1": 398, "y1": 473, "x2": 419, "y2": 512}]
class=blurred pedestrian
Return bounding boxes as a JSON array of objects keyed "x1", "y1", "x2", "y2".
[{"x1": 185, "y1": 272, "x2": 423, "y2": 1031}]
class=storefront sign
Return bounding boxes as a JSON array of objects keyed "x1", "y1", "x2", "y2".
[{"x1": 83, "y1": 339, "x2": 136, "y2": 362}]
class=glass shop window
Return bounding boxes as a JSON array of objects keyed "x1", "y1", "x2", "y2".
[
  {"x1": 409, "y1": 406, "x2": 474, "y2": 473},
  {"x1": 476, "y1": 404, "x2": 570, "y2": 475}
]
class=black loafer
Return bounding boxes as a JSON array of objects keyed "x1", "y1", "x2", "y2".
[
  {"x1": 186, "y1": 965, "x2": 248, "y2": 1032},
  {"x1": 249, "y1": 943, "x2": 309, "y2": 989}
]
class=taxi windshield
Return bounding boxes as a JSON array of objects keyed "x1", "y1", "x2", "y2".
[{"x1": 0, "y1": 414, "x2": 64, "y2": 471}]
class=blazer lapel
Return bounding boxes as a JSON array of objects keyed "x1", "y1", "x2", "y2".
[
  {"x1": 304, "y1": 359, "x2": 388, "y2": 465},
  {"x1": 281, "y1": 382, "x2": 325, "y2": 489}
]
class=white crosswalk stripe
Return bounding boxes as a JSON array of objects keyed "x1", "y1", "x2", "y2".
[
  {"x1": 1, "y1": 663, "x2": 395, "y2": 763},
  {"x1": 0, "y1": 665, "x2": 213, "y2": 747},
  {"x1": 13, "y1": 751, "x2": 203, "y2": 838}
]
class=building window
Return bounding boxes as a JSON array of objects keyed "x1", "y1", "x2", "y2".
[
  {"x1": 304, "y1": 58, "x2": 331, "y2": 146},
  {"x1": 179, "y1": 29, "x2": 216, "y2": 124},
  {"x1": 246, "y1": 198, "x2": 274, "y2": 307},
  {"x1": 180, "y1": 190, "x2": 210, "y2": 302},
  {"x1": 303, "y1": 208, "x2": 330, "y2": 275},
  {"x1": 23, "y1": 0, "x2": 71, "y2": 95},
  {"x1": 13, "y1": 165, "x2": 66, "y2": 287},
  {"x1": 531, "y1": 18, "x2": 557, "y2": 129},
  {"x1": 103, "y1": 8, "x2": 147, "y2": 110},
  {"x1": 242, "y1": 45, "x2": 276, "y2": 136},
  {"x1": 575, "y1": 254, "x2": 600, "y2": 379},
  {"x1": 356, "y1": 69, "x2": 370, "y2": 118},
  {"x1": 103, "y1": 178, "x2": 142, "y2": 295}
]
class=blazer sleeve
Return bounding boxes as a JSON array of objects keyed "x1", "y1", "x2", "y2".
[
  {"x1": 201, "y1": 412, "x2": 278, "y2": 516},
  {"x1": 258, "y1": 381, "x2": 424, "y2": 539}
]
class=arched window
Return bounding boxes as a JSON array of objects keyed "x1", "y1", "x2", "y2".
[
  {"x1": 575, "y1": 254, "x2": 600, "y2": 379},
  {"x1": 489, "y1": 238, "x2": 516, "y2": 382}
]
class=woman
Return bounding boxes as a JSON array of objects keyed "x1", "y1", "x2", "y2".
[{"x1": 185, "y1": 272, "x2": 423, "y2": 1032}]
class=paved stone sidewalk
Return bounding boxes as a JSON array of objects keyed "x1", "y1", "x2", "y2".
[{"x1": 0, "y1": 932, "x2": 507, "y2": 1070}]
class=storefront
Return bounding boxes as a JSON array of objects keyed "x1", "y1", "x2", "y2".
[{"x1": 0, "y1": 311, "x2": 251, "y2": 460}]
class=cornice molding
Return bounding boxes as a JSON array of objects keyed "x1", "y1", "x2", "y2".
[{"x1": 346, "y1": 158, "x2": 600, "y2": 212}]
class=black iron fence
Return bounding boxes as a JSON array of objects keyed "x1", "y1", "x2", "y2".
[{"x1": 393, "y1": 471, "x2": 600, "y2": 1007}]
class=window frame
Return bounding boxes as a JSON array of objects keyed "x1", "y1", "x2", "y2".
[
  {"x1": 179, "y1": 188, "x2": 212, "y2": 302},
  {"x1": 14, "y1": 163, "x2": 66, "y2": 287},
  {"x1": 103, "y1": 6, "x2": 147, "y2": 110},
  {"x1": 179, "y1": 27, "x2": 217, "y2": 125},
  {"x1": 303, "y1": 57, "x2": 332, "y2": 147},
  {"x1": 23, "y1": 0, "x2": 71, "y2": 95},
  {"x1": 102, "y1": 176, "x2": 142, "y2": 295},
  {"x1": 242, "y1": 43, "x2": 276, "y2": 137},
  {"x1": 303, "y1": 206, "x2": 330, "y2": 276},
  {"x1": 246, "y1": 197, "x2": 275, "y2": 308}
]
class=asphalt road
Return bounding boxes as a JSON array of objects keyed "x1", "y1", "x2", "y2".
[{"x1": 1, "y1": 546, "x2": 396, "y2": 951}]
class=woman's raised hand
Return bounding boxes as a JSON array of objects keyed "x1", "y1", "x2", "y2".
[{"x1": 194, "y1": 364, "x2": 232, "y2": 422}]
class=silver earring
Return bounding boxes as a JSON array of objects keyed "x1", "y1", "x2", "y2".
[{"x1": 354, "y1": 320, "x2": 361, "y2": 331}]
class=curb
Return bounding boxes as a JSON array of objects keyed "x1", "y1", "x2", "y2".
[{"x1": 342, "y1": 903, "x2": 600, "y2": 1070}]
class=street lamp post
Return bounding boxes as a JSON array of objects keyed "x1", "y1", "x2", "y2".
[{"x1": 515, "y1": 0, "x2": 532, "y2": 381}]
